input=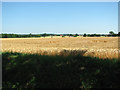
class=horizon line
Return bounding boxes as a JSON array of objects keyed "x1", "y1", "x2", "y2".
[{"x1": 1, "y1": 32, "x2": 118, "y2": 34}]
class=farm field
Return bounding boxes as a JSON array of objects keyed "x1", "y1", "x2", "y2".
[
  {"x1": 2, "y1": 37, "x2": 120, "y2": 88},
  {"x1": 2, "y1": 37, "x2": 120, "y2": 59}
]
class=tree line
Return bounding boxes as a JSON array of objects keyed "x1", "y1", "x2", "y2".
[
  {"x1": 1, "y1": 31, "x2": 120, "y2": 38},
  {"x1": 83, "y1": 31, "x2": 120, "y2": 37}
]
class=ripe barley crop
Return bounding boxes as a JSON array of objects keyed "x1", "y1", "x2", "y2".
[{"x1": 2, "y1": 37, "x2": 119, "y2": 59}]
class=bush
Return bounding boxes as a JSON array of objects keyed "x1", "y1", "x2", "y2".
[{"x1": 2, "y1": 52, "x2": 120, "y2": 88}]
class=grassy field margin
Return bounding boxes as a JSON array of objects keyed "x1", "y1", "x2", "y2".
[{"x1": 2, "y1": 52, "x2": 120, "y2": 88}]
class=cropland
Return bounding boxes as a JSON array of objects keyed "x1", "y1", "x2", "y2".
[
  {"x1": 2, "y1": 37, "x2": 120, "y2": 59},
  {"x1": 2, "y1": 37, "x2": 120, "y2": 88}
]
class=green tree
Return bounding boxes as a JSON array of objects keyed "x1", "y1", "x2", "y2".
[
  {"x1": 76, "y1": 33, "x2": 79, "y2": 37},
  {"x1": 118, "y1": 32, "x2": 120, "y2": 36},
  {"x1": 29, "y1": 33, "x2": 32, "y2": 37},
  {"x1": 43, "y1": 33, "x2": 47, "y2": 38},
  {"x1": 109, "y1": 31, "x2": 114, "y2": 36},
  {"x1": 3, "y1": 34, "x2": 8, "y2": 38},
  {"x1": 83, "y1": 33, "x2": 86, "y2": 37},
  {"x1": 69, "y1": 34, "x2": 73, "y2": 37}
]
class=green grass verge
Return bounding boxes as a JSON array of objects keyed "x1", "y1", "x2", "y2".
[{"x1": 2, "y1": 52, "x2": 120, "y2": 88}]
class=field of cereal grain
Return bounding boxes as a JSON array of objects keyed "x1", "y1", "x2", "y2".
[{"x1": 2, "y1": 37, "x2": 120, "y2": 59}]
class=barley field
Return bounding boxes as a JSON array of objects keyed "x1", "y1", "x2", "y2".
[
  {"x1": 2, "y1": 37, "x2": 120, "y2": 59},
  {"x1": 2, "y1": 37, "x2": 120, "y2": 88}
]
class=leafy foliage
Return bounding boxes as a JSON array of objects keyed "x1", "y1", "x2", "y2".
[
  {"x1": 1, "y1": 31, "x2": 120, "y2": 38},
  {"x1": 2, "y1": 52, "x2": 120, "y2": 88}
]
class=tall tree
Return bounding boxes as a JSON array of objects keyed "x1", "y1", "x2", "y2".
[
  {"x1": 109, "y1": 31, "x2": 114, "y2": 36},
  {"x1": 83, "y1": 33, "x2": 86, "y2": 37}
]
